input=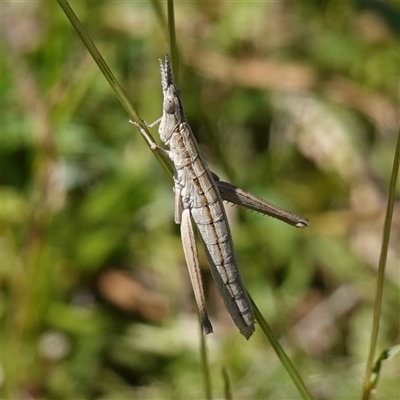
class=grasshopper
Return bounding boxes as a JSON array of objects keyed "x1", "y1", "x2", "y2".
[{"x1": 131, "y1": 55, "x2": 308, "y2": 339}]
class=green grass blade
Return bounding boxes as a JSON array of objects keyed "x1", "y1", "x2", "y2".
[
  {"x1": 167, "y1": 0, "x2": 180, "y2": 85},
  {"x1": 56, "y1": 0, "x2": 173, "y2": 181},
  {"x1": 369, "y1": 345, "x2": 400, "y2": 391},
  {"x1": 200, "y1": 328, "x2": 212, "y2": 400},
  {"x1": 362, "y1": 128, "x2": 400, "y2": 399},
  {"x1": 250, "y1": 295, "x2": 314, "y2": 400}
]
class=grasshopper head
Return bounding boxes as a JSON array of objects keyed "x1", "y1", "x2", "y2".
[{"x1": 158, "y1": 54, "x2": 185, "y2": 143}]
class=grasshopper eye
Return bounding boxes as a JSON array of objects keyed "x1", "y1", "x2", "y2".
[{"x1": 163, "y1": 96, "x2": 175, "y2": 114}]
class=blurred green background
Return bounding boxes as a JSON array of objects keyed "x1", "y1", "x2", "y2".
[{"x1": 2, "y1": 1, "x2": 399, "y2": 399}]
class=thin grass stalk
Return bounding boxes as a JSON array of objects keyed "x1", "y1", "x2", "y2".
[
  {"x1": 56, "y1": 0, "x2": 173, "y2": 181},
  {"x1": 250, "y1": 295, "x2": 314, "y2": 400},
  {"x1": 167, "y1": 0, "x2": 180, "y2": 85},
  {"x1": 200, "y1": 326, "x2": 212, "y2": 400},
  {"x1": 362, "y1": 128, "x2": 400, "y2": 399}
]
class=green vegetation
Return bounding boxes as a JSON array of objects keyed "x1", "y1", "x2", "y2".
[{"x1": 2, "y1": 1, "x2": 399, "y2": 399}]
